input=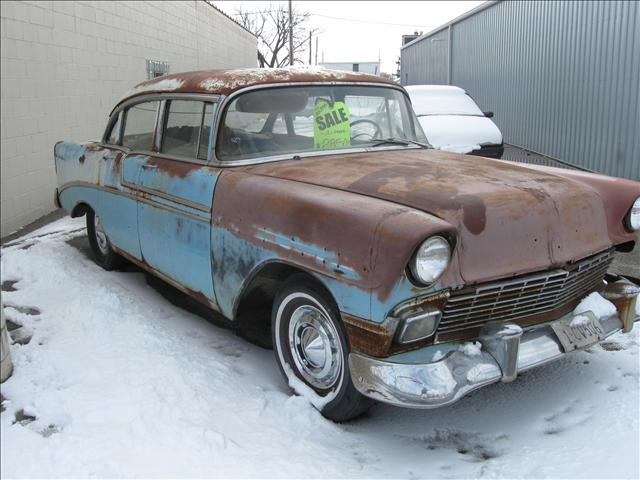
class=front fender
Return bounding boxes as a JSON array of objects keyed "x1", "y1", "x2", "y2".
[
  {"x1": 520, "y1": 165, "x2": 640, "y2": 244},
  {"x1": 211, "y1": 171, "x2": 456, "y2": 322}
]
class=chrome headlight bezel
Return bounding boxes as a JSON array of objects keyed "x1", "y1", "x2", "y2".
[
  {"x1": 409, "y1": 236, "x2": 452, "y2": 286},
  {"x1": 624, "y1": 197, "x2": 640, "y2": 232}
]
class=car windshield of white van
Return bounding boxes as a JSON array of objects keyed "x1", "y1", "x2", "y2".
[{"x1": 411, "y1": 90, "x2": 484, "y2": 117}]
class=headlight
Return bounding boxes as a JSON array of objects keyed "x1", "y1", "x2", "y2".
[
  {"x1": 626, "y1": 197, "x2": 640, "y2": 231},
  {"x1": 409, "y1": 236, "x2": 451, "y2": 285}
]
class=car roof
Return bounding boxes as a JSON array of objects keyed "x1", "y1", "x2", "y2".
[
  {"x1": 405, "y1": 85, "x2": 466, "y2": 94},
  {"x1": 119, "y1": 68, "x2": 399, "y2": 105}
]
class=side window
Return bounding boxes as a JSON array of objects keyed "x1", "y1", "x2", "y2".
[
  {"x1": 105, "y1": 113, "x2": 121, "y2": 145},
  {"x1": 162, "y1": 100, "x2": 214, "y2": 159},
  {"x1": 122, "y1": 101, "x2": 159, "y2": 151}
]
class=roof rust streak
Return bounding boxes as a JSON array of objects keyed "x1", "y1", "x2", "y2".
[{"x1": 120, "y1": 68, "x2": 399, "y2": 104}]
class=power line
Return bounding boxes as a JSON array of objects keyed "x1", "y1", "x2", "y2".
[
  {"x1": 312, "y1": 13, "x2": 437, "y2": 28},
  {"x1": 229, "y1": 9, "x2": 437, "y2": 28}
]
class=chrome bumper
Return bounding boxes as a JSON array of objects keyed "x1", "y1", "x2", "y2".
[{"x1": 349, "y1": 313, "x2": 637, "y2": 409}]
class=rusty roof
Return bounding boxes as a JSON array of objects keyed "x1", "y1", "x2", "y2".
[{"x1": 120, "y1": 68, "x2": 399, "y2": 104}]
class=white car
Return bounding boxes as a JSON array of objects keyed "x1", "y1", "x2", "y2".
[{"x1": 406, "y1": 85, "x2": 504, "y2": 158}]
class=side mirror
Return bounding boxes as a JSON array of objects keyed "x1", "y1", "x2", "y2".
[{"x1": 483, "y1": 111, "x2": 494, "y2": 118}]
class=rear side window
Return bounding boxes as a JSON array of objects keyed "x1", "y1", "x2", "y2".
[
  {"x1": 122, "y1": 101, "x2": 159, "y2": 151},
  {"x1": 162, "y1": 100, "x2": 215, "y2": 159}
]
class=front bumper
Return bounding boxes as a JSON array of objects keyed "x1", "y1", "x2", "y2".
[{"x1": 349, "y1": 312, "x2": 638, "y2": 409}]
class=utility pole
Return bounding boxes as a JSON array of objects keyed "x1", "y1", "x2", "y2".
[
  {"x1": 288, "y1": 0, "x2": 293, "y2": 66},
  {"x1": 315, "y1": 37, "x2": 318, "y2": 65},
  {"x1": 308, "y1": 31, "x2": 312, "y2": 64}
]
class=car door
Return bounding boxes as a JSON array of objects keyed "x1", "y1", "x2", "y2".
[
  {"x1": 100, "y1": 102, "x2": 162, "y2": 261},
  {"x1": 123, "y1": 98, "x2": 221, "y2": 309}
]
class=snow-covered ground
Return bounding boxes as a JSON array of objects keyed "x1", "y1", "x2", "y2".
[{"x1": 1, "y1": 218, "x2": 639, "y2": 478}]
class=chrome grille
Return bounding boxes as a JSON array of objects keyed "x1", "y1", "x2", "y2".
[{"x1": 438, "y1": 249, "x2": 614, "y2": 336}]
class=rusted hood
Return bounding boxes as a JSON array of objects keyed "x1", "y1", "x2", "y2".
[{"x1": 245, "y1": 149, "x2": 639, "y2": 285}]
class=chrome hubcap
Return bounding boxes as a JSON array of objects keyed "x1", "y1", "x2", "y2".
[
  {"x1": 94, "y1": 214, "x2": 109, "y2": 254},
  {"x1": 289, "y1": 305, "x2": 342, "y2": 390}
]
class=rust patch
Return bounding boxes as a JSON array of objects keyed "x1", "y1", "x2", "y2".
[
  {"x1": 346, "y1": 165, "x2": 488, "y2": 236},
  {"x1": 245, "y1": 149, "x2": 637, "y2": 287},
  {"x1": 146, "y1": 157, "x2": 204, "y2": 179},
  {"x1": 212, "y1": 170, "x2": 456, "y2": 303},
  {"x1": 84, "y1": 143, "x2": 103, "y2": 152},
  {"x1": 184, "y1": 286, "x2": 215, "y2": 309},
  {"x1": 120, "y1": 68, "x2": 399, "y2": 105},
  {"x1": 342, "y1": 313, "x2": 395, "y2": 357}
]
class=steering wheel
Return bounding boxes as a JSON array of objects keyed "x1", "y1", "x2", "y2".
[{"x1": 350, "y1": 119, "x2": 383, "y2": 141}]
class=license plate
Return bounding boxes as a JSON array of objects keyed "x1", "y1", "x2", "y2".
[{"x1": 551, "y1": 311, "x2": 606, "y2": 352}]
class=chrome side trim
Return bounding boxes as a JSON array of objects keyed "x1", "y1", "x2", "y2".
[
  {"x1": 123, "y1": 152, "x2": 210, "y2": 166},
  {"x1": 120, "y1": 180, "x2": 212, "y2": 213},
  {"x1": 58, "y1": 182, "x2": 210, "y2": 223},
  {"x1": 349, "y1": 312, "x2": 625, "y2": 409},
  {"x1": 111, "y1": 93, "x2": 222, "y2": 117},
  {"x1": 209, "y1": 145, "x2": 422, "y2": 167},
  {"x1": 136, "y1": 196, "x2": 209, "y2": 222}
]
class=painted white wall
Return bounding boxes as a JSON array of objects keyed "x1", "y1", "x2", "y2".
[{"x1": 0, "y1": 0, "x2": 257, "y2": 237}]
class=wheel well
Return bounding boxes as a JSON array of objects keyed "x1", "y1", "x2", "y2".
[
  {"x1": 233, "y1": 263, "x2": 327, "y2": 348},
  {"x1": 71, "y1": 202, "x2": 91, "y2": 218}
]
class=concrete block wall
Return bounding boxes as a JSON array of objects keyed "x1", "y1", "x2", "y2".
[{"x1": 0, "y1": 0, "x2": 257, "y2": 237}]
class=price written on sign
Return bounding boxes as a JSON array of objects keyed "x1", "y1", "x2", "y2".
[{"x1": 313, "y1": 100, "x2": 351, "y2": 150}]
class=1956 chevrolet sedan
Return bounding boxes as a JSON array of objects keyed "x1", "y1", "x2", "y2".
[{"x1": 54, "y1": 69, "x2": 640, "y2": 421}]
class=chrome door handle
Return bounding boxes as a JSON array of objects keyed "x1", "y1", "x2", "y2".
[{"x1": 142, "y1": 164, "x2": 158, "y2": 169}]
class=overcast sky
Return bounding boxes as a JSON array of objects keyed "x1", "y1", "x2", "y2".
[{"x1": 212, "y1": 1, "x2": 484, "y2": 73}]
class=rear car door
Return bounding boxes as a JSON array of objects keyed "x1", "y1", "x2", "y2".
[
  {"x1": 122, "y1": 97, "x2": 221, "y2": 308},
  {"x1": 100, "y1": 101, "x2": 162, "y2": 260}
]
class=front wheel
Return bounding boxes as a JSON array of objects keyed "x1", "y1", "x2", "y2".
[
  {"x1": 86, "y1": 209, "x2": 122, "y2": 270},
  {"x1": 272, "y1": 275, "x2": 373, "y2": 422}
]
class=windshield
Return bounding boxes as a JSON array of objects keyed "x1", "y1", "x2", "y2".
[
  {"x1": 216, "y1": 85, "x2": 427, "y2": 161},
  {"x1": 407, "y1": 87, "x2": 483, "y2": 116}
]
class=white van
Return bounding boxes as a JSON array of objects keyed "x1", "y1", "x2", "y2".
[{"x1": 406, "y1": 85, "x2": 504, "y2": 158}]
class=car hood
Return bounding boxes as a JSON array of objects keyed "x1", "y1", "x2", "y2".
[
  {"x1": 418, "y1": 115, "x2": 503, "y2": 154},
  {"x1": 244, "y1": 149, "x2": 628, "y2": 286}
]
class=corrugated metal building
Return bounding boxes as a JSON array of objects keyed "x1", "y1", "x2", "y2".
[{"x1": 401, "y1": 0, "x2": 639, "y2": 180}]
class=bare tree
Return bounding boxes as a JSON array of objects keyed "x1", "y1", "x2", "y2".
[{"x1": 234, "y1": 3, "x2": 317, "y2": 68}]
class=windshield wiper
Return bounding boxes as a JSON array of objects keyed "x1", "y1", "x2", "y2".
[{"x1": 370, "y1": 137, "x2": 431, "y2": 149}]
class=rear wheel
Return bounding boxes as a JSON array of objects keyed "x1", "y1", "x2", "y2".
[
  {"x1": 86, "y1": 209, "x2": 122, "y2": 270},
  {"x1": 272, "y1": 275, "x2": 373, "y2": 422}
]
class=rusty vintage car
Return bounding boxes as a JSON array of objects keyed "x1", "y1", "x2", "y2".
[{"x1": 54, "y1": 69, "x2": 640, "y2": 421}]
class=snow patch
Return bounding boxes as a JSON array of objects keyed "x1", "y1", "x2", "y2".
[
  {"x1": 283, "y1": 364, "x2": 334, "y2": 410},
  {"x1": 573, "y1": 292, "x2": 617, "y2": 320},
  {"x1": 123, "y1": 78, "x2": 184, "y2": 99},
  {"x1": 431, "y1": 350, "x2": 446, "y2": 362},
  {"x1": 1, "y1": 218, "x2": 639, "y2": 478},
  {"x1": 570, "y1": 314, "x2": 593, "y2": 327},
  {"x1": 458, "y1": 341, "x2": 482, "y2": 357}
]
